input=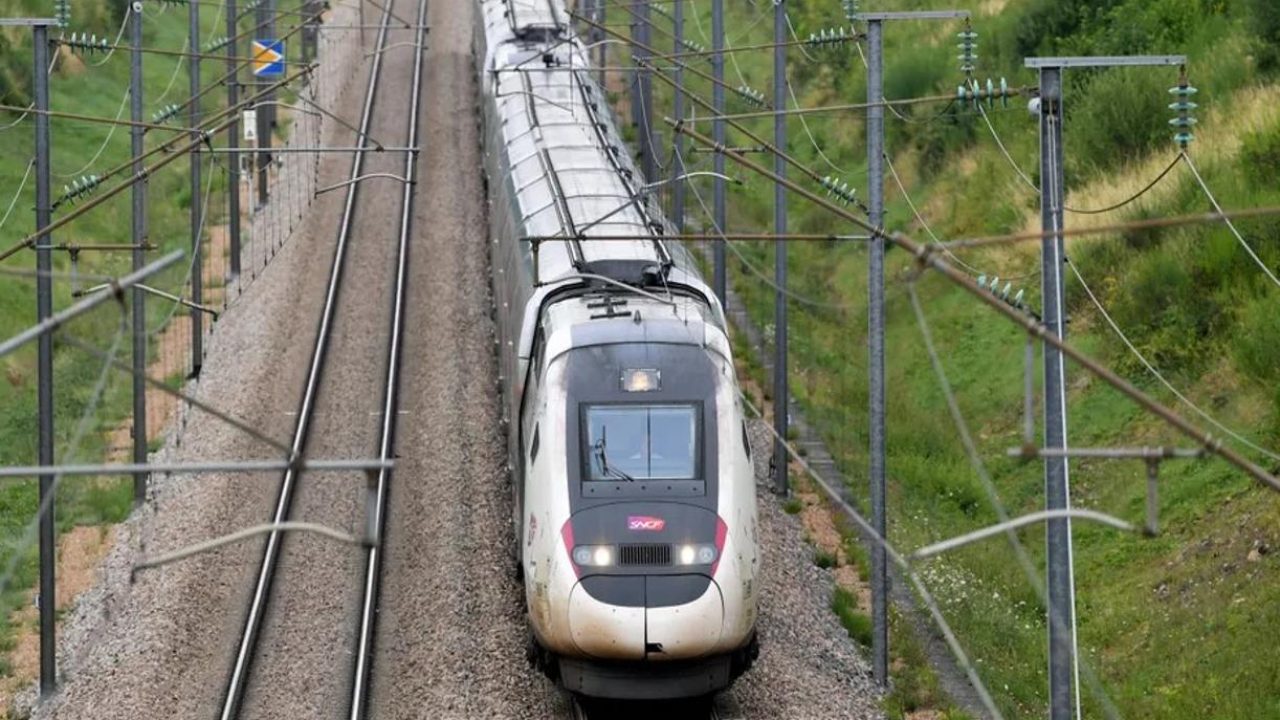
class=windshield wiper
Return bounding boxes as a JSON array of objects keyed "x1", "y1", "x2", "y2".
[{"x1": 593, "y1": 427, "x2": 635, "y2": 482}]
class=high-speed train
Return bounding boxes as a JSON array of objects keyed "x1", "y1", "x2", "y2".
[{"x1": 473, "y1": 0, "x2": 760, "y2": 701}]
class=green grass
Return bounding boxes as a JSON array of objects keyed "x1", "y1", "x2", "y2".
[
  {"x1": 0, "y1": 0, "x2": 273, "y2": 680},
  {"x1": 813, "y1": 547, "x2": 837, "y2": 569},
  {"x1": 635, "y1": 0, "x2": 1280, "y2": 717}
]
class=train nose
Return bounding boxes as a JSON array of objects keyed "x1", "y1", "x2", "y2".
[
  {"x1": 644, "y1": 576, "x2": 724, "y2": 657},
  {"x1": 567, "y1": 576, "x2": 724, "y2": 660}
]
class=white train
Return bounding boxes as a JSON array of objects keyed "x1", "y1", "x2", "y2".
[
  {"x1": 473, "y1": 0, "x2": 760, "y2": 701},
  {"x1": 478, "y1": 0, "x2": 757, "y2": 696}
]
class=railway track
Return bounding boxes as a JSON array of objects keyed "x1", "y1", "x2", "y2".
[{"x1": 216, "y1": 0, "x2": 426, "y2": 715}]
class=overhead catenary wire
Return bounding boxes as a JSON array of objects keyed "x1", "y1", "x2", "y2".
[
  {"x1": 885, "y1": 150, "x2": 1011, "y2": 278},
  {"x1": 0, "y1": 64, "x2": 315, "y2": 265},
  {"x1": 670, "y1": 118, "x2": 1280, "y2": 493},
  {"x1": 976, "y1": 100, "x2": 1180, "y2": 216},
  {"x1": 682, "y1": 149, "x2": 858, "y2": 311},
  {"x1": 55, "y1": 87, "x2": 131, "y2": 179},
  {"x1": 1181, "y1": 151, "x2": 1280, "y2": 290},
  {"x1": 788, "y1": 74, "x2": 853, "y2": 175},
  {"x1": 0, "y1": 159, "x2": 35, "y2": 231},
  {"x1": 735, "y1": 387, "x2": 1006, "y2": 720},
  {"x1": 148, "y1": 151, "x2": 220, "y2": 335},
  {"x1": 782, "y1": 11, "x2": 820, "y2": 64},
  {"x1": 1066, "y1": 259, "x2": 1280, "y2": 463},
  {"x1": 906, "y1": 281, "x2": 1124, "y2": 720},
  {"x1": 0, "y1": 320, "x2": 127, "y2": 626},
  {"x1": 84, "y1": 4, "x2": 135, "y2": 67}
]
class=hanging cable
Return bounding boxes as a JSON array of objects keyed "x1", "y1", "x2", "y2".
[
  {"x1": 0, "y1": 159, "x2": 35, "y2": 232},
  {"x1": 1182, "y1": 152, "x2": 1280, "y2": 290},
  {"x1": 1067, "y1": 258, "x2": 1280, "y2": 462}
]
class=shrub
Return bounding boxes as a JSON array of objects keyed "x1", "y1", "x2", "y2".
[
  {"x1": 1239, "y1": 123, "x2": 1280, "y2": 189},
  {"x1": 1070, "y1": 68, "x2": 1171, "y2": 173},
  {"x1": 1244, "y1": 0, "x2": 1280, "y2": 72},
  {"x1": 1232, "y1": 294, "x2": 1280, "y2": 385}
]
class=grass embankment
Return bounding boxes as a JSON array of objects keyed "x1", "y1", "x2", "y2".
[
  {"x1": 0, "y1": 0, "x2": 255, "y2": 693},
  {"x1": 644, "y1": 0, "x2": 1280, "y2": 717}
]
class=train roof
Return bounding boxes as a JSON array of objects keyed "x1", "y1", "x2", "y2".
[{"x1": 480, "y1": 0, "x2": 684, "y2": 288}]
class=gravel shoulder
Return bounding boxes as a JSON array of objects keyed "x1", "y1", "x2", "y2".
[
  {"x1": 28, "y1": 3, "x2": 887, "y2": 717},
  {"x1": 365, "y1": 1, "x2": 566, "y2": 716},
  {"x1": 717, "y1": 421, "x2": 884, "y2": 719},
  {"x1": 237, "y1": 0, "x2": 422, "y2": 714},
  {"x1": 28, "y1": 8, "x2": 371, "y2": 718}
]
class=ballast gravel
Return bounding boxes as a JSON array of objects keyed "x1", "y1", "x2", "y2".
[{"x1": 25, "y1": 1, "x2": 885, "y2": 717}]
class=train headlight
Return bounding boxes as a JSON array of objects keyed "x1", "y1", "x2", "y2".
[
  {"x1": 620, "y1": 368, "x2": 661, "y2": 393},
  {"x1": 572, "y1": 545, "x2": 615, "y2": 567},
  {"x1": 676, "y1": 543, "x2": 718, "y2": 566}
]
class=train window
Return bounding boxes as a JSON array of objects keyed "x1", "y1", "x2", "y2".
[
  {"x1": 584, "y1": 404, "x2": 698, "y2": 481},
  {"x1": 741, "y1": 420, "x2": 752, "y2": 459},
  {"x1": 529, "y1": 424, "x2": 540, "y2": 462}
]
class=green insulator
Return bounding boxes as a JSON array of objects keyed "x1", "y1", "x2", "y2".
[{"x1": 54, "y1": 0, "x2": 71, "y2": 27}]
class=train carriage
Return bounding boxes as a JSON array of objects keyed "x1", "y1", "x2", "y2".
[{"x1": 474, "y1": 0, "x2": 760, "y2": 700}]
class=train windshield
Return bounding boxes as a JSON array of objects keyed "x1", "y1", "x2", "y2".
[{"x1": 584, "y1": 404, "x2": 698, "y2": 481}]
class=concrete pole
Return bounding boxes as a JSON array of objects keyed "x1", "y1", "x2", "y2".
[
  {"x1": 227, "y1": 0, "x2": 242, "y2": 278},
  {"x1": 771, "y1": 0, "x2": 788, "y2": 495},
  {"x1": 711, "y1": 0, "x2": 725, "y2": 306},
  {"x1": 1038, "y1": 64, "x2": 1074, "y2": 720},
  {"x1": 865, "y1": 16, "x2": 889, "y2": 690},
  {"x1": 671, "y1": 0, "x2": 684, "y2": 233},
  {"x1": 32, "y1": 21, "x2": 56, "y2": 698},
  {"x1": 129, "y1": 0, "x2": 148, "y2": 506},
  {"x1": 189, "y1": 0, "x2": 203, "y2": 375}
]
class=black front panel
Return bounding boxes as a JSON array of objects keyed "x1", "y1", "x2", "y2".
[
  {"x1": 571, "y1": 500, "x2": 717, "y2": 607},
  {"x1": 563, "y1": 341, "x2": 722, "y2": 607},
  {"x1": 563, "y1": 342, "x2": 720, "y2": 511}
]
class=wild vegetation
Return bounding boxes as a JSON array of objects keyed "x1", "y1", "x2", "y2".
[
  {"x1": 647, "y1": 0, "x2": 1280, "y2": 717},
  {"x1": 0, "y1": 0, "x2": 237, "y2": 687}
]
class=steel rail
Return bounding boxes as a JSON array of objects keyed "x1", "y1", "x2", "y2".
[
  {"x1": 346, "y1": 0, "x2": 426, "y2": 713},
  {"x1": 217, "y1": 0, "x2": 397, "y2": 715}
]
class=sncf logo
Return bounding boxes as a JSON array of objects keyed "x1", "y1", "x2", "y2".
[{"x1": 627, "y1": 515, "x2": 666, "y2": 532}]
